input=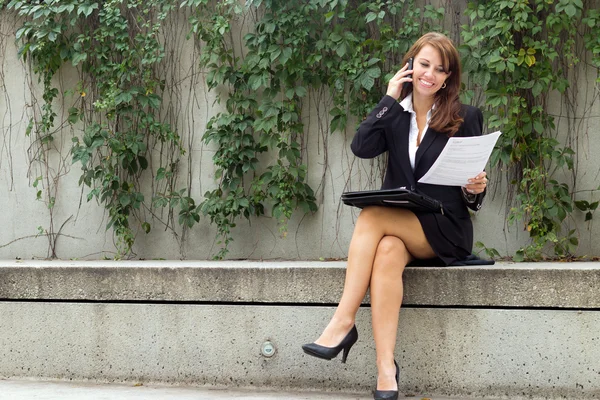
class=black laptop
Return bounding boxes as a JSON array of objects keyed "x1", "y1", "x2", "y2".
[{"x1": 341, "y1": 188, "x2": 442, "y2": 213}]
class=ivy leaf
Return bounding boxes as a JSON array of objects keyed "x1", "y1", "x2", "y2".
[
  {"x1": 360, "y1": 73, "x2": 375, "y2": 90},
  {"x1": 138, "y1": 156, "x2": 148, "y2": 170},
  {"x1": 553, "y1": 78, "x2": 569, "y2": 93},
  {"x1": 513, "y1": 250, "x2": 524, "y2": 262},
  {"x1": 463, "y1": 56, "x2": 479, "y2": 73},
  {"x1": 499, "y1": 147, "x2": 511, "y2": 165},
  {"x1": 295, "y1": 86, "x2": 307, "y2": 97},
  {"x1": 489, "y1": 54, "x2": 503, "y2": 64},
  {"x1": 119, "y1": 194, "x2": 131, "y2": 207},
  {"x1": 460, "y1": 90, "x2": 474, "y2": 105},
  {"x1": 270, "y1": 47, "x2": 281, "y2": 62},
  {"x1": 489, "y1": 148, "x2": 500, "y2": 167},
  {"x1": 280, "y1": 47, "x2": 293, "y2": 65},
  {"x1": 248, "y1": 75, "x2": 262, "y2": 91},
  {"x1": 329, "y1": 32, "x2": 342, "y2": 42},
  {"x1": 56, "y1": 3, "x2": 75, "y2": 13},
  {"x1": 72, "y1": 52, "x2": 87, "y2": 66},
  {"x1": 114, "y1": 91, "x2": 133, "y2": 105},
  {"x1": 91, "y1": 137, "x2": 104, "y2": 150},
  {"x1": 366, "y1": 66, "x2": 381, "y2": 79},
  {"x1": 156, "y1": 168, "x2": 166, "y2": 181},
  {"x1": 532, "y1": 81, "x2": 543, "y2": 97},
  {"x1": 564, "y1": 4, "x2": 577, "y2": 18},
  {"x1": 335, "y1": 43, "x2": 347, "y2": 57},
  {"x1": 15, "y1": 26, "x2": 31, "y2": 40},
  {"x1": 147, "y1": 95, "x2": 161, "y2": 109},
  {"x1": 67, "y1": 107, "x2": 80, "y2": 124},
  {"x1": 33, "y1": 8, "x2": 46, "y2": 19},
  {"x1": 525, "y1": 54, "x2": 536, "y2": 67},
  {"x1": 78, "y1": 2, "x2": 98, "y2": 17},
  {"x1": 268, "y1": 185, "x2": 279, "y2": 197}
]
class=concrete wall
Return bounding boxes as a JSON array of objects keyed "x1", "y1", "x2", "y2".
[
  {"x1": 1, "y1": 260, "x2": 599, "y2": 399},
  {"x1": 1, "y1": 4, "x2": 599, "y2": 261},
  {"x1": 2, "y1": 302, "x2": 599, "y2": 399}
]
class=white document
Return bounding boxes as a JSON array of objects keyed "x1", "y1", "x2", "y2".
[{"x1": 418, "y1": 131, "x2": 502, "y2": 186}]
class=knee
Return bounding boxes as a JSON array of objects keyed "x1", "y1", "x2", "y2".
[
  {"x1": 377, "y1": 236, "x2": 406, "y2": 255},
  {"x1": 374, "y1": 236, "x2": 410, "y2": 270}
]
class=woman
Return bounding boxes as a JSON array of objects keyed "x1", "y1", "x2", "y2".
[{"x1": 301, "y1": 32, "x2": 488, "y2": 400}]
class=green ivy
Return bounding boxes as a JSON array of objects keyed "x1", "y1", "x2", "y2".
[
  {"x1": 461, "y1": 0, "x2": 599, "y2": 260},
  {"x1": 5, "y1": 0, "x2": 600, "y2": 260},
  {"x1": 583, "y1": 7, "x2": 600, "y2": 72},
  {"x1": 9, "y1": 0, "x2": 182, "y2": 257},
  {"x1": 183, "y1": 0, "x2": 444, "y2": 258}
]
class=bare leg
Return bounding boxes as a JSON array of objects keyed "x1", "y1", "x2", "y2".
[
  {"x1": 371, "y1": 236, "x2": 411, "y2": 391},
  {"x1": 315, "y1": 206, "x2": 434, "y2": 347}
]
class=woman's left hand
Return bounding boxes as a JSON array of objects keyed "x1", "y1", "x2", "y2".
[{"x1": 464, "y1": 172, "x2": 487, "y2": 195}]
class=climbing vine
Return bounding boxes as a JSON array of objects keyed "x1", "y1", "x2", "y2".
[
  {"x1": 461, "y1": 0, "x2": 600, "y2": 260},
  {"x1": 183, "y1": 0, "x2": 444, "y2": 258},
  {"x1": 8, "y1": 0, "x2": 182, "y2": 257},
  {"x1": 3, "y1": 0, "x2": 600, "y2": 260}
]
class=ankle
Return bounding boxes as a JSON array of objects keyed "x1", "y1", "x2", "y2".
[
  {"x1": 329, "y1": 315, "x2": 355, "y2": 331},
  {"x1": 376, "y1": 357, "x2": 396, "y2": 372}
]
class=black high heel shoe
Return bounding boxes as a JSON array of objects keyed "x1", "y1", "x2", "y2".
[
  {"x1": 301, "y1": 325, "x2": 358, "y2": 363},
  {"x1": 373, "y1": 360, "x2": 399, "y2": 400}
]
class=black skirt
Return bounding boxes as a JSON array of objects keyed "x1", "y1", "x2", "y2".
[{"x1": 414, "y1": 208, "x2": 473, "y2": 266}]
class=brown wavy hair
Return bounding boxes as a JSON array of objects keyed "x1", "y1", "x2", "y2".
[{"x1": 400, "y1": 32, "x2": 463, "y2": 136}]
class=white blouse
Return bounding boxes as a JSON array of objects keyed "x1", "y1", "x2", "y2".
[{"x1": 399, "y1": 94, "x2": 434, "y2": 171}]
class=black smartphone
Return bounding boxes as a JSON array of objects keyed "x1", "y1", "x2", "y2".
[{"x1": 403, "y1": 57, "x2": 413, "y2": 90}]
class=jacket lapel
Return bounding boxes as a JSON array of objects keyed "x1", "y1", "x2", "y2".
[{"x1": 414, "y1": 127, "x2": 446, "y2": 173}]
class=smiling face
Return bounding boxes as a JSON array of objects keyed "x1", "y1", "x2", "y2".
[{"x1": 411, "y1": 44, "x2": 451, "y2": 99}]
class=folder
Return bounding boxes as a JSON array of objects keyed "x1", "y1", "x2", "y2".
[{"x1": 341, "y1": 188, "x2": 442, "y2": 213}]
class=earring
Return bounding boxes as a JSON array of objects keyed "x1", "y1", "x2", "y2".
[{"x1": 441, "y1": 82, "x2": 447, "y2": 89}]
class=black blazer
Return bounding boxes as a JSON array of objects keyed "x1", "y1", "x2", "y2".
[{"x1": 350, "y1": 95, "x2": 485, "y2": 265}]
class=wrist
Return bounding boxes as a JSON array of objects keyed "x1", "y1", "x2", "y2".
[
  {"x1": 462, "y1": 187, "x2": 477, "y2": 202},
  {"x1": 385, "y1": 91, "x2": 399, "y2": 100}
]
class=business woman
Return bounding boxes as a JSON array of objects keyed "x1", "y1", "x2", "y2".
[{"x1": 301, "y1": 32, "x2": 488, "y2": 400}]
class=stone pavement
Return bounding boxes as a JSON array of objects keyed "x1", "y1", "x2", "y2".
[{"x1": 0, "y1": 379, "x2": 489, "y2": 400}]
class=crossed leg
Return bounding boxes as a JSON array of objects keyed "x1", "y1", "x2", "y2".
[
  {"x1": 314, "y1": 206, "x2": 436, "y2": 389},
  {"x1": 371, "y1": 236, "x2": 411, "y2": 390}
]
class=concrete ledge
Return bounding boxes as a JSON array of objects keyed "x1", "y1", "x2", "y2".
[
  {"x1": 1, "y1": 260, "x2": 600, "y2": 399},
  {"x1": 0, "y1": 260, "x2": 599, "y2": 308}
]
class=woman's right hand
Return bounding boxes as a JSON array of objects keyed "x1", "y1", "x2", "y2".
[{"x1": 385, "y1": 62, "x2": 413, "y2": 100}]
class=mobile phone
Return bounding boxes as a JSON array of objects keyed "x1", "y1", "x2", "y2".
[{"x1": 403, "y1": 57, "x2": 413, "y2": 90}]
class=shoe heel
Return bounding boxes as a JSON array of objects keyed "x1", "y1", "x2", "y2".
[{"x1": 341, "y1": 344, "x2": 352, "y2": 363}]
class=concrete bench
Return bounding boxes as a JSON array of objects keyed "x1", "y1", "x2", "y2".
[{"x1": 0, "y1": 260, "x2": 599, "y2": 399}]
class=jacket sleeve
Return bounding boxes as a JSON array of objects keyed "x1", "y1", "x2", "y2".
[
  {"x1": 350, "y1": 95, "x2": 399, "y2": 159},
  {"x1": 460, "y1": 106, "x2": 487, "y2": 212}
]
